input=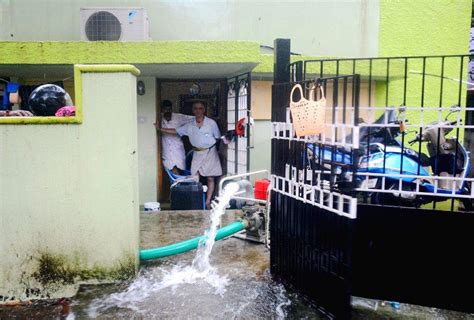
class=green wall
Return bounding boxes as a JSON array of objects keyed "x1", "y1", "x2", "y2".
[
  {"x1": 376, "y1": 0, "x2": 471, "y2": 126},
  {"x1": 0, "y1": 41, "x2": 261, "y2": 65},
  {"x1": 0, "y1": 69, "x2": 140, "y2": 300},
  {"x1": 379, "y1": 0, "x2": 470, "y2": 57}
]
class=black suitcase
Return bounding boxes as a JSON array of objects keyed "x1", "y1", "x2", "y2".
[{"x1": 171, "y1": 181, "x2": 204, "y2": 210}]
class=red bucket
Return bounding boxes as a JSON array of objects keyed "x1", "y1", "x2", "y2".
[{"x1": 254, "y1": 179, "x2": 270, "y2": 200}]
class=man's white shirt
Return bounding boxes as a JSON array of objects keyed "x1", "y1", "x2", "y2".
[{"x1": 161, "y1": 113, "x2": 194, "y2": 170}]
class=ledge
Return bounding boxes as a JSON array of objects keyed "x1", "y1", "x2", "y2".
[
  {"x1": 0, "y1": 41, "x2": 261, "y2": 65},
  {"x1": 0, "y1": 64, "x2": 140, "y2": 125},
  {"x1": 75, "y1": 64, "x2": 140, "y2": 76}
]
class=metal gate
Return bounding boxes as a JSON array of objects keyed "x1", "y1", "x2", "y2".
[
  {"x1": 271, "y1": 39, "x2": 474, "y2": 317},
  {"x1": 270, "y1": 42, "x2": 360, "y2": 318},
  {"x1": 306, "y1": 54, "x2": 474, "y2": 315},
  {"x1": 227, "y1": 73, "x2": 251, "y2": 175}
]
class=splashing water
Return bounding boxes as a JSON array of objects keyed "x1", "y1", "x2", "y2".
[
  {"x1": 88, "y1": 182, "x2": 241, "y2": 316},
  {"x1": 192, "y1": 182, "x2": 240, "y2": 273},
  {"x1": 275, "y1": 285, "x2": 292, "y2": 319}
]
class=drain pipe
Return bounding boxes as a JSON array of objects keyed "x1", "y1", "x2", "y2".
[{"x1": 140, "y1": 220, "x2": 247, "y2": 261}]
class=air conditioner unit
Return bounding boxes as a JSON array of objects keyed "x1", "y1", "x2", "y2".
[{"x1": 80, "y1": 8, "x2": 150, "y2": 41}]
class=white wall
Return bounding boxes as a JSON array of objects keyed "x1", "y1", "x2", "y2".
[
  {"x1": 249, "y1": 120, "x2": 272, "y2": 173},
  {"x1": 0, "y1": 70, "x2": 140, "y2": 300}
]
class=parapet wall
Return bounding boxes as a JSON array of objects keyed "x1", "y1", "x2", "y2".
[{"x1": 0, "y1": 65, "x2": 140, "y2": 301}]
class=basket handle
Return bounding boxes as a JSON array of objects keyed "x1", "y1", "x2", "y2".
[
  {"x1": 309, "y1": 84, "x2": 325, "y2": 101},
  {"x1": 290, "y1": 84, "x2": 304, "y2": 104},
  {"x1": 318, "y1": 85, "x2": 325, "y2": 100}
]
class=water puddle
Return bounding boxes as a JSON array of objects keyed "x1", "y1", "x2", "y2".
[{"x1": 88, "y1": 182, "x2": 268, "y2": 318}]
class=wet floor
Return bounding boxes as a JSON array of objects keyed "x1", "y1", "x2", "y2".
[{"x1": 1, "y1": 210, "x2": 473, "y2": 319}]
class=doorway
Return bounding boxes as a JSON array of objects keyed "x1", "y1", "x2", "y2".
[{"x1": 156, "y1": 79, "x2": 228, "y2": 205}]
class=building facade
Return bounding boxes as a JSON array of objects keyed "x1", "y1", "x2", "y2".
[{"x1": 0, "y1": 0, "x2": 470, "y2": 299}]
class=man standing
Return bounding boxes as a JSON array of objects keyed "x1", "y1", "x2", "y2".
[
  {"x1": 157, "y1": 100, "x2": 193, "y2": 174},
  {"x1": 159, "y1": 101, "x2": 222, "y2": 209}
]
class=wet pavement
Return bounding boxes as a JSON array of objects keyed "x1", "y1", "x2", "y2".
[{"x1": 1, "y1": 210, "x2": 473, "y2": 319}]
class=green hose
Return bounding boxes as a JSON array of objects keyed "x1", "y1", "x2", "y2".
[{"x1": 140, "y1": 220, "x2": 246, "y2": 261}]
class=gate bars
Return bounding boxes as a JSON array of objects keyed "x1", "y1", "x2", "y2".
[
  {"x1": 270, "y1": 40, "x2": 359, "y2": 319},
  {"x1": 271, "y1": 74, "x2": 361, "y2": 219},
  {"x1": 227, "y1": 73, "x2": 251, "y2": 175},
  {"x1": 298, "y1": 55, "x2": 474, "y2": 212},
  {"x1": 270, "y1": 39, "x2": 474, "y2": 318}
]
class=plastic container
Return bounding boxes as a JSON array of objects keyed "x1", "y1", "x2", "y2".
[
  {"x1": 254, "y1": 179, "x2": 271, "y2": 200},
  {"x1": 144, "y1": 202, "x2": 160, "y2": 212},
  {"x1": 171, "y1": 181, "x2": 204, "y2": 210}
]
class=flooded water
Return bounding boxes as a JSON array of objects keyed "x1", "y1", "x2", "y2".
[
  {"x1": 87, "y1": 183, "x2": 276, "y2": 318},
  {"x1": 1, "y1": 207, "x2": 474, "y2": 319}
]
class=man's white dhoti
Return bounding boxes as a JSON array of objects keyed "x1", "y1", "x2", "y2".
[{"x1": 191, "y1": 147, "x2": 222, "y2": 177}]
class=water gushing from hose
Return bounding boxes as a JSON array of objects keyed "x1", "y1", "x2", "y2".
[
  {"x1": 192, "y1": 182, "x2": 240, "y2": 273},
  {"x1": 88, "y1": 182, "x2": 240, "y2": 316}
]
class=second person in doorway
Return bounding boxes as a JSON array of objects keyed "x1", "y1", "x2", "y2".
[{"x1": 158, "y1": 100, "x2": 194, "y2": 174}]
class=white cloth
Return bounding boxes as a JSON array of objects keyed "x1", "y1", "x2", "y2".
[
  {"x1": 176, "y1": 116, "x2": 222, "y2": 176},
  {"x1": 161, "y1": 113, "x2": 193, "y2": 170},
  {"x1": 191, "y1": 148, "x2": 223, "y2": 177}
]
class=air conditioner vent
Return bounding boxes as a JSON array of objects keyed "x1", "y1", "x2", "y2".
[
  {"x1": 85, "y1": 11, "x2": 122, "y2": 41},
  {"x1": 80, "y1": 8, "x2": 150, "y2": 41}
]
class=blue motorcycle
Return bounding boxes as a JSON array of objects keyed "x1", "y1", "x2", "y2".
[{"x1": 307, "y1": 108, "x2": 472, "y2": 209}]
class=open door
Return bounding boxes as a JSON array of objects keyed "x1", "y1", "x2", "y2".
[
  {"x1": 226, "y1": 73, "x2": 251, "y2": 175},
  {"x1": 156, "y1": 78, "x2": 229, "y2": 204}
]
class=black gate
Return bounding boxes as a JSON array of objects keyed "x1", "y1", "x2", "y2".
[
  {"x1": 270, "y1": 39, "x2": 474, "y2": 317},
  {"x1": 270, "y1": 40, "x2": 360, "y2": 319}
]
